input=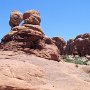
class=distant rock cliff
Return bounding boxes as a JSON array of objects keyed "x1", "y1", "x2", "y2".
[{"x1": 66, "y1": 33, "x2": 90, "y2": 56}]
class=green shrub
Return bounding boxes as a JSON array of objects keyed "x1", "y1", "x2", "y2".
[{"x1": 62, "y1": 55, "x2": 88, "y2": 65}]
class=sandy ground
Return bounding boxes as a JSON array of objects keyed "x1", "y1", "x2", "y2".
[{"x1": 0, "y1": 51, "x2": 90, "y2": 90}]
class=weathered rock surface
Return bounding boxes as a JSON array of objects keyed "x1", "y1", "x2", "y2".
[
  {"x1": 0, "y1": 51, "x2": 90, "y2": 90},
  {"x1": 52, "y1": 37, "x2": 66, "y2": 55},
  {"x1": 1, "y1": 10, "x2": 60, "y2": 61},
  {"x1": 1, "y1": 9, "x2": 90, "y2": 90},
  {"x1": 9, "y1": 10, "x2": 23, "y2": 28},
  {"x1": 66, "y1": 33, "x2": 90, "y2": 56},
  {"x1": 23, "y1": 10, "x2": 41, "y2": 25}
]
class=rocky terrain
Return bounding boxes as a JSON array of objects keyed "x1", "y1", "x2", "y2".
[
  {"x1": 0, "y1": 51, "x2": 90, "y2": 90},
  {"x1": 52, "y1": 37, "x2": 66, "y2": 55},
  {"x1": 0, "y1": 9, "x2": 90, "y2": 90}
]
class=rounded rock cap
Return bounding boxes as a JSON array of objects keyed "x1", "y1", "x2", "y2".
[
  {"x1": 9, "y1": 10, "x2": 23, "y2": 27},
  {"x1": 23, "y1": 9, "x2": 40, "y2": 19}
]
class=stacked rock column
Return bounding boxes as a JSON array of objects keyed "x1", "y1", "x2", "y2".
[{"x1": 1, "y1": 10, "x2": 60, "y2": 61}]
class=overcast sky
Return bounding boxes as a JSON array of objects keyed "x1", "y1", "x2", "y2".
[{"x1": 0, "y1": 0, "x2": 90, "y2": 41}]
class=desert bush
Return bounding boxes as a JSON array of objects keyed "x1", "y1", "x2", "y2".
[{"x1": 62, "y1": 55, "x2": 88, "y2": 65}]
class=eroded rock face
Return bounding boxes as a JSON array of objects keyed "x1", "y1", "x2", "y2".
[
  {"x1": 9, "y1": 10, "x2": 23, "y2": 28},
  {"x1": 23, "y1": 10, "x2": 41, "y2": 25},
  {"x1": 66, "y1": 33, "x2": 90, "y2": 56},
  {"x1": 52, "y1": 37, "x2": 66, "y2": 55},
  {"x1": 0, "y1": 51, "x2": 90, "y2": 90},
  {"x1": 1, "y1": 10, "x2": 60, "y2": 61}
]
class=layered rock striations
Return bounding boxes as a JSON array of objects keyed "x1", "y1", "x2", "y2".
[{"x1": 1, "y1": 10, "x2": 60, "y2": 61}]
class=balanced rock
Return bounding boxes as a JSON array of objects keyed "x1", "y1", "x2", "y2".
[
  {"x1": 9, "y1": 10, "x2": 23, "y2": 28},
  {"x1": 23, "y1": 10, "x2": 41, "y2": 25},
  {"x1": 1, "y1": 10, "x2": 60, "y2": 61}
]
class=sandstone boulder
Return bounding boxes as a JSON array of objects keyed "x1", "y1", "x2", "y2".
[
  {"x1": 9, "y1": 10, "x2": 23, "y2": 28},
  {"x1": 23, "y1": 10, "x2": 41, "y2": 25}
]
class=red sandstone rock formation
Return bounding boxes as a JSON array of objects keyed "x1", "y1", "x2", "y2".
[
  {"x1": 66, "y1": 33, "x2": 90, "y2": 56},
  {"x1": 2, "y1": 9, "x2": 90, "y2": 59},
  {"x1": 9, "y1": 10, "x2": 23, "y2": 28},
  {"x1": 23, "y1": 10, "x2": 41, "y2": 25},
  {"x1": 52, "y1": 37, "x2": 66, "y2": 55},
  {"x1": 1, "y1": 10, "x2": 60, "y2": 61}
]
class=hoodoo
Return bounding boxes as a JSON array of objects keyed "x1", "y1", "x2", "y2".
[{"x1": 1, "y1": 10, "x2": 60, "y2": 61}]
